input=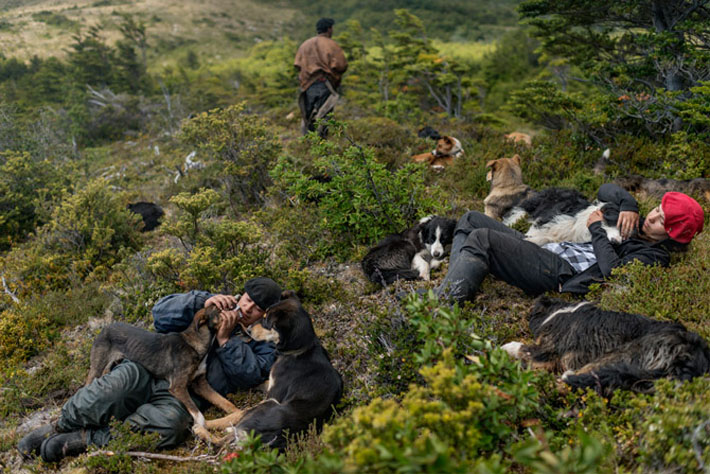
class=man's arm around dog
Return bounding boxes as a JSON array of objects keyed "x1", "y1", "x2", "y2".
[{"x1": 152, "y1": 291, "x2": 276, "y2": 395}]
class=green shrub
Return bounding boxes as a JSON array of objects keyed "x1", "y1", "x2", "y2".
[
  {"x1": 179, "y1": 103, "x2": 282, "y2": 208},
  {"x1": 271, "y1": 122, "x2": 441, "y2": 260},
  {"x1": 150, "y1": 189, "x2": 270, "y2": 293},
  {"x1": 346, "y1": 117, "x2": 415, "y2": 166},
  {"x1": 45, "y1": 178, "x2": 143, "y2": 274},
  {"x1": 320, "y1": 348, "x2": 542, "y2": 473},
  {"x1": 0, "y1": 150, "x2": 69, "y2": 250}
]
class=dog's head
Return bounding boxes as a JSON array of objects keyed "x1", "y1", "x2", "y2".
[
  {"x1": 418, "y1": 216, "x2": 456, "y2": 259},
  {"x1": 435, "y1": 136, "x2": 464, "y2": 158},
  {"x1": 193, "y1": 305, "x2": 222, "y2": 333},
  {"x1": 249, "y1": 290, "x2": 316, "y2": 352},
  {"x1": 486, "y1": 155, "x2": 523, "y2": 187}
]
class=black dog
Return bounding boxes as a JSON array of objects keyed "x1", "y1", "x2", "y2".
[
  {"x1": 503, "y1": 296, "x2": 710, "y2": 395},
  {"x1": 127, "y1": 201, "x2": 164, "y2": 232},
  {"x1": 361, "y1": 216, "x2": 457, "y2": 286},
  {"x1": 87, "y1": 307, "x2": 240, "y2": 444},
  {"x1": 205, "y1": 291, "x2": 342, "y2": 449}
]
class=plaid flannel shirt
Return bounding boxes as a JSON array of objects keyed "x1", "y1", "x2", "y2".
[{"x1": 542, "y1": 241, "x2": 597, "y2": 273}]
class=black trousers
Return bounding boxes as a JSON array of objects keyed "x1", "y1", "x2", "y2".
[
  {"x1": 437, "y1": 211, "x2": 576, "y2": 303},
  {"x1": 298, "y1": 81, "x2": 334, "y2": 137}
]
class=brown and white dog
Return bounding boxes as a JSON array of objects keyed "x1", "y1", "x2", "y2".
[
  {"x1": 503, "y1": 296, "x2": 710, "y2": 396},
  {"x1": 86, "y1": 307, "x2": 240, "y2": 445},
  {"x1": 411, "y1": 136, "x2": 464, "y2": 169}
]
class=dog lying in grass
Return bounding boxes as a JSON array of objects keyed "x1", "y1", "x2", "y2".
[
  {"x1": 87, "y1": 306, "x2": 239, "y2": 444},
  {"x1": 361, "y1": 216, "x2": 457, "y2": 286},
  {"x1": 411, "y1": 134, "x2": 464, "y2": 169},
  {"x1": 503, "y1": 296, "x2": 710, "y2": 396}
]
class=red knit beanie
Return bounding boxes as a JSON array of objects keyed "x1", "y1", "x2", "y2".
[{"x1": 661, "y1": 192, "x2": 705, "y2": 244}]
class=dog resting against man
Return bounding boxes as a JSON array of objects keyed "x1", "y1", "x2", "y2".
[
  {"x1": 484, "y1": 154, "x2": 622, "y2": 246},
  {"x1": 362, "y1": 215, "x2": 457, "y2": 286},
  {"x1": 502, "y1": 296, "x2": 710, "y2": 396},
  {"x1": 202, "y1": 291, "x2": 342, "y2": 449}
]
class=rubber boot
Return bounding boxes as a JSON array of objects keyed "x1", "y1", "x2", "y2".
[
  {"x1": 17, "y1": 423, "x2": 56, "y2": 459},
  {"x1": 40, "y1": 430, "x2": 88, "y2": 463},
  {"x1": 435, "y1": 253, "x2": 489, "y2": 304}
]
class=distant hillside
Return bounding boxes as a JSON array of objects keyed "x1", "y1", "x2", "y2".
[
  {"x1": 0, "y1": 0, "x2": 522, "y2": 66},
  {"x1": 0, "y1": 0, "x2": 302, "y2": 64}
]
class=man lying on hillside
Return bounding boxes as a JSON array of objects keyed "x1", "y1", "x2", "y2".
[
  {"x1": 418, "y1": 184, "x2": 704, "y2": 303},
  {"x1": 294, "y1": 17, "x2": 348, "y2": 138},
  {"x1": 17, "y1": 277, "x2": 282, "y2": 463}
]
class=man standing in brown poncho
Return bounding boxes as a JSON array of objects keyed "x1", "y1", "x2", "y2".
[{"x1": 294, "y1": 18, "x2": 348, "y2": 138}]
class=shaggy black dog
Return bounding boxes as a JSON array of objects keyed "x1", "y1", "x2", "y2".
[
  {"x1": 503, "y1": 296, "x2": 710, "y2": 395},
  {"x1": 127, "y1": 201, "x2": 164, "y2": 232},
  {"x1": 361, "y1": 216, "x2": 457, "y2": 286}
]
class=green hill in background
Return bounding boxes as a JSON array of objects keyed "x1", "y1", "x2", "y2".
[{"x1": 0, "y1": 0, "x2": 520, "y2": 65}]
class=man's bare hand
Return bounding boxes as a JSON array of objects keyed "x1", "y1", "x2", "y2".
[
  {"x1": 587, "y1": 209, "x2": 604, "y2": 227},
  {"x1": 216, "y1": 309, "x2": 242, "y2": 346},
  {"x1": 204, "y1": 294, "x2": 238, "y2": 311},
  {"x1": 617, "y1": 210, "x2": 640, "y2": 240}
]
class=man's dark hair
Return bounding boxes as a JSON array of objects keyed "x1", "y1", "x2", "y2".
[{"x1": 316, "y1": 18, "x2": 335, "y2": 34}]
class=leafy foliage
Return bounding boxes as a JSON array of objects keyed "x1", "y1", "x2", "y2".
[
  {"x1": 519, "y1": 0, "x2": 710, "y2": 135},
  {"x1": 0, "y1": 151, "x2": 69, "y2": 249},
  {"x1": 271, "y1": 123, "x2": 440, "y2": 259},
  {"x1": 179, "y1": 103, "x2": 282, "y2": 208}
]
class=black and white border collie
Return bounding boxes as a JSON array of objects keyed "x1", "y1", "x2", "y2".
[
  {"x1": 362, "y1": 216, "x2": 457, "y2": 286},
  {"x1": 503, "y1": 296, "x2": 710, "y2": 395},
  {"x1": 502, "y1": 187, "x2": 622, "y2": 246}
]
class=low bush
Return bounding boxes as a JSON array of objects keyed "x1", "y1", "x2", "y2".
[
  {"x1": 179, "y1": 103, "x2": 282, "y2": 209},
  {"x1": 271, "y1": 122, "x2": 443, "y2": 260}
]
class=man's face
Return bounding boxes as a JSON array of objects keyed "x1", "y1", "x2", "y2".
[
  {"x1": 642, "y1": 205, "x2": 669, "y2": 242},
  {"x1": 239, "y1": 292, "x2": 265, "y2": 326}
]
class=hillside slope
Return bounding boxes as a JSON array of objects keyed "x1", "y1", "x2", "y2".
[{"x1": 0, "y1": 0, "x2": 301, "y2": 64}]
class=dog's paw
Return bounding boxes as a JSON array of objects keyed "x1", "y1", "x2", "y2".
[
  {"x1": 560, "y1": 369, "x2": 575, "y2": 382},
  {"x1": 501, "y1": 342, "x2": 523, "y2": 358},
  {"x1": 192, "y1": 424, "x2": 211, "y2": 441}
]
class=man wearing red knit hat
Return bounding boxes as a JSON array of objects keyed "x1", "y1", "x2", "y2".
[{"x1": 410, "y1": 183, "x2": 705, "y2": 304}]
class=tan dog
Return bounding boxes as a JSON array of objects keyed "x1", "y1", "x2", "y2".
[
  {"x1": 483, "y1": 154, "x2": 533, "y2": 220},
  {"x1": 411, "y1": 136, "x2": 464, "y2": 169},
  {"x1": 504, "y1": 132, "x2": 532, "y2": 147}
]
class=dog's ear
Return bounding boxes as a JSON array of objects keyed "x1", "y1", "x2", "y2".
[
  {"x1": 486, "y1": 160, "x2": 497, "y2": 170},
  {"x1": 280, "y1": 290, "x2": 297, "y2": 300},
  {"x1": 512, "y1": 154, "x2": 521, "y2": 166},
  {"x1": 194, "y1": 308, "x2": 209, "y2": 331}
]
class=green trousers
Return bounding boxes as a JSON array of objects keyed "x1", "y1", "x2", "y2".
[{"x1": 56, "y1": 360, "x2": 197, "y2": 449}]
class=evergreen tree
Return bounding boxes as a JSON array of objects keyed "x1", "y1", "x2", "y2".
[{"x1": 519, "y1": 0, "x2": 710, "y2": 133}]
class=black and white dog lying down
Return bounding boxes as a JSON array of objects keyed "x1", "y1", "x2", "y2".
[
  {"x1": 362, "y1": 216, "x2": 457, "y2": 286},
  {"x1": 503, "y1": 296, "x2": 710, "y2": 395},
  {"x1": 502, "y1": 187, "x2": 622, "y2": 246}
]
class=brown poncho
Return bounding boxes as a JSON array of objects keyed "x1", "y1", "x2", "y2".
[{"x1": 294, "y1": 34, "x2": 348, "y2": 92}]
